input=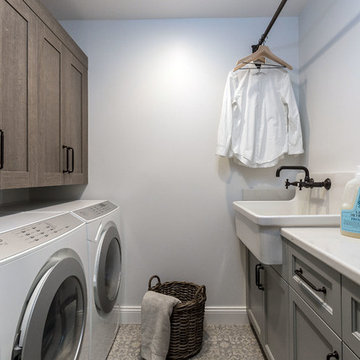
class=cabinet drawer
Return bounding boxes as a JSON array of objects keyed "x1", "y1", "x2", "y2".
[
  {"x1": 344, "y1": 344, "x2": 360, "y2": 360},
  {"x1": 288, "y1": 242, "x2": 341, "y2": 335},
  {"x1": 343, "y1": 277, "x2": 360, "y2": 357},
  {"x1": 289, "y1": 288, "x2": 341, "y2": 360}
]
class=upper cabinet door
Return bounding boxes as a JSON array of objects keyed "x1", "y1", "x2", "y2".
[
  {"x1": 37, "y1": 23, "x2": 64, "y2": 186},
  {"x1": 62, "y1": 48, "x2": 88, "y2": 185},
  {"x1": 0, "y1": 0, "x2": 37, "y2": 188}
]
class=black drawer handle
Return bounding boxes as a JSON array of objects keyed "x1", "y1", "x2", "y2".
[
  {"x1": 295, "y1": 268, "x2": 327, "y2": 294},
  {"x1": 327, "y1": 350, "x2": 339, "y2": 360},
  {"x1": 255, "y1": 263, "x2": 265, "y2": 291},
  {"x1": 68, "y1": 146, "x2": 74, "y2": 173},
  {"x1": 63, "y1": 145, "x2": 69, "y2": 173},
  {"x1": 0, "y1": 130, "x2": 4, "y2": 170}
]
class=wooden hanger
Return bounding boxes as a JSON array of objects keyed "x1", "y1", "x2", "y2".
[{"x1": 233, "y1": 45, "x2": 293, "y2": 71}]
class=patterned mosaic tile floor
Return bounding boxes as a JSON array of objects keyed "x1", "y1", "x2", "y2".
[{"x1": 107, "y1": 324, "x2": 265, "y2": 360}]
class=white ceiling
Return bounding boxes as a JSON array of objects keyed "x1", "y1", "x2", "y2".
[{"x1": 39, "y1": 0, "x2": 310, "y2": 20}]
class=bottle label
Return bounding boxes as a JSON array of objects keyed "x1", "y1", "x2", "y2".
[{"x1": 341, "y1": 189, "x2": 360, "y2": 234}]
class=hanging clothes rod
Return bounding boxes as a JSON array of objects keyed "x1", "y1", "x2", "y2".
[{"x1": 252, "y1": 0, "x2": 288, "y2": 53}]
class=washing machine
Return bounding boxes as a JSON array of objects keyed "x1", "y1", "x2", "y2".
[
  {"x1": 26, "y1": 200, "x2": 123, "y2": 360},
  {"x1": 0, "y1": 211, "x2": 90, "y2": 360}
]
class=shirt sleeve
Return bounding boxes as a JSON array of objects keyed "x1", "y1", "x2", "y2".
[
  {"x1": 216, "y1": 72, "x2": 235, "y2": 156},
  {"x1": 281, "y1": 73, "x2": 304, "y2": 155}
]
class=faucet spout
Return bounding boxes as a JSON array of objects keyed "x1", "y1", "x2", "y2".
[{"x1": 275, "y1": 166, "x2": 310, "y2": 181}]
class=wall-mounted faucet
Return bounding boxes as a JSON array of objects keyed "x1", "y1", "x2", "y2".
[{"x1": 276, "y1": 166, "x2": 332, "y2": 191}]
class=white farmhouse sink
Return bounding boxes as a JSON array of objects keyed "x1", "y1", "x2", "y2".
[{"x1": 233, "y1": 172, "x2": 352, "y2": 265}]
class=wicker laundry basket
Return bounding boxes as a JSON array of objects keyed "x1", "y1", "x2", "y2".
[{"x1": 148, "y1": 275, "x2": 207, "y2": 359}]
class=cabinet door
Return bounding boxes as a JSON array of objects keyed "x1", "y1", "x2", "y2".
[
  {"x1": 62, "y1": 49, "x2": 88, "y2": 185},
  {"x1": 37, "y1": 23, "x2": 64, "y2": 186},
  {"x1": 247, "y1": 250, "x2": 265, "y2": 345},
  {"x1": 0, "y1": 0, "x2": 37, "y2": 188},
  {"x1": 342, "y1": 276, "x2": 360, "y2": 357},
  {"x1": 289, "y1": 288, "x2": 341, "y2": 360},
  {"x1": 344, "y1": 344, "x2": 360, "y2": 360},
  {"x1": 264, "y1": 266, "x2": 289, "y2": 360}
]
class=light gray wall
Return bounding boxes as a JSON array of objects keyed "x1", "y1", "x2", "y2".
[
  {"x1": 299, "y1": 0, "x2": 360, "y2": 172},
  {"x1": 59, "y1": 18, "x2": 299, "y2": 307}
]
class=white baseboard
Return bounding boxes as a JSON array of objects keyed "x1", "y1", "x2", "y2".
[
  {"x1": 118, "y1": 306, "x2": 142, "y2": 324},
  {"x1": 204, "y1": 306, "x2": 248, "y2": 325},
  {"x1": 118, "y1": 306, "x2": 248, "y2": 325}
]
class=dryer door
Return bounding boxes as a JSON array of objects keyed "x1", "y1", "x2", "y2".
[
  {"x1": 94, "y1": 222, "x2": 122, "y2": 314},
  {"x1": 13, "y1": 257, "x2": 87, "y2": 360}
]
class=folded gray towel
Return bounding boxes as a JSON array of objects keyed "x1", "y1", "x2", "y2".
[{"x1": 141, "y1": 290, "x2": 181, "y2": 360}]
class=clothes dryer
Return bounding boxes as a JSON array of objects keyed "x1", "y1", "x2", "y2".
[
  {"x1": 26, "y1": 200, "x2": 123, "y2": 360},
  {"x1": 0, "y1": 212, "x2": 89, "y2": 360}
]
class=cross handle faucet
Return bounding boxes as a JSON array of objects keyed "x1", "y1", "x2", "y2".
[{"x1": 276, "y1": 166, "x2": 331, "y2": 191}]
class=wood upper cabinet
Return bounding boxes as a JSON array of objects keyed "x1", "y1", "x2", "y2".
[
  {"x1": 0, "y1": 0, "x2": 37, "y2": 189},
  {"x1": 62, "y1": 49, "x2": 88, "y2": 185},
  {"x1": 0, "y1": 0, "x2": 88, "y2": 189},
  {"x1": 37, "y1": 24, "x2": 88, "y2": 187},
  {"x1": 37, "y1": 23, "x2": 63, "y2": 186}
]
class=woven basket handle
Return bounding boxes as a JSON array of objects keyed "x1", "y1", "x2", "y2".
[
  {"x1": 148, "y1": 275, "x2": 161, "y2": 290},
  {"x1": 195, "y1": 285, "x2": 206, "y2": 299}
]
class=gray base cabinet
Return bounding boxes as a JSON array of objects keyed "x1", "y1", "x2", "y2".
[
  {"x1": 246, "y1": 239, "x2": 360, "y2": 360},
  {"x1": 342, "y1": 277, "x2": 360, "y2": 357},
  {"x1": 247, "y1": 251, "x2": 265, "y2": 344},
  {"x1": 289, "y1": 288, "x2": 341, "y2": 360},
  {"x1": 264, "y1": 266, "x2": 289, "y2": 360},
  {"x1": 246, "y1": 250, "x2": 289, "y2": 359},
  {"x1": 288, "y1": 241, "x2": 341, "y2": 336}
]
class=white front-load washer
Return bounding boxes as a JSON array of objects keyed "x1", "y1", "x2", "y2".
[
  {"x1": 0, "y1": 211, "x2": 90, "y2": 360},
  {"x1": 25, "y1": 200, "x2": 123, "y2": 360}
]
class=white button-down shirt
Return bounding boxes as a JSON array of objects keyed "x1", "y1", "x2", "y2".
[{"x1": 216, "y1": 66, "x2": 304, "y2": 168}]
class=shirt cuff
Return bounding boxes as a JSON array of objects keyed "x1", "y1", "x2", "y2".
[
  {"x1": 216, "y1": 145, "x2": 228, "y2": 156},
  {"x1": 288, "y1": 146, "x2": 304, "y2": 155}
]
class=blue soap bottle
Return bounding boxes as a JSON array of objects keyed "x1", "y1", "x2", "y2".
[{"x1": 341, "y1": 166, "x2": 360, "y2": 238}]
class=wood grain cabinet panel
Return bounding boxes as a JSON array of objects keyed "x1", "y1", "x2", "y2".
[
  {"x1": 62, "y1": 49, "x2": 88, "y2": 185},
  {"x1": 344, "y1": 344, "x2": 360, "y2": 360},
  {"x1": 37, "y1": 35, "x2": 88, "y2": 187},
  {"x1": 37, "y1": 23, "x2": 63, "y2": 186},
  {"x1": 0, "y1": 0, "x2": 88, "y2": 189},
  {"x1": 0, "y1": 0, "x2": 37, "y2": 188}
]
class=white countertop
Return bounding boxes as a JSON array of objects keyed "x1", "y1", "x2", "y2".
[{"x1": 280, "y1": 227, "x2": 360, "y2": 285}]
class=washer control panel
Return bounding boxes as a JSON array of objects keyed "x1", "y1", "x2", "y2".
[
  {"x1": 0, "y1": 213, "x2": 83, "y2": 262},
  {"x1": 74, "y1": 201, "x2": 117, "y2": 221}
]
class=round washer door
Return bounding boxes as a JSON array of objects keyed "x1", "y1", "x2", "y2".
[
  {"x1": 94, "y1": 223, "x2": 122, "y2": 314},
  {"x1": 13, "y1": 256, "x2": 87, "y2": 360}
]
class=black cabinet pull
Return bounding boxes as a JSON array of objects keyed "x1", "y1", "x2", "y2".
[
  {"x1": 295, "y1": 268, "x2": 327, "y2": 294},
  {"x1": 326, "y1": 350, "x2": 339, "y2": 360},
  {"x1": 255, "y1": 263, "x2": 265, "y2": 291},
  {"x1": 0, "y1": 130, "x2": 4, "y2": 170},
  {"x1": 63, "y1": 145, "x2": 69, "y2": 173},
  {"x1": 68, "y1": 147, "x2": 74, "y2": 173},
  {"x1": 255, "y1": 264, "x2": 260, "y2": 287}
]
